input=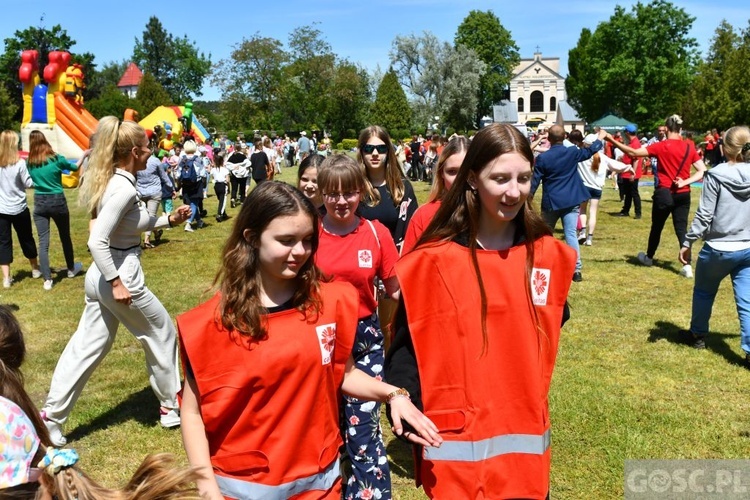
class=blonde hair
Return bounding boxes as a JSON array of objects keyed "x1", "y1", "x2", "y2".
[
  {"x1": 79, "y1": 117, "x2": 145, "y2": 215},
  {"x1": 723, "y1": 126, "x2": 750, "y2": 163},
  {"x1": 0, "y1": 130, "x2": 20, "y2": 166},
  {"x1": 183, "y1": 140, "x2": 197, "y2": 154}
]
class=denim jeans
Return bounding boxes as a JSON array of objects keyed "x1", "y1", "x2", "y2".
[
  {"x1": 543, "y1": 205, "x2": 582, "y2": 272},
  {"x1": 33, "y1": 193, "x2": 75, "y2": 280},
  {"x1": 690, "y1": 244, "x2": 750, "y2": 354}
]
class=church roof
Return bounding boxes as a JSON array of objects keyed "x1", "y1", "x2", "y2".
[{"x1": 117, "y1": 63, "x2": 143, "y2": 88}]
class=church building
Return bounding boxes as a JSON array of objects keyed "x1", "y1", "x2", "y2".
[{"x1": 492, "y1": 50, "x2": 584, "y2": 132}]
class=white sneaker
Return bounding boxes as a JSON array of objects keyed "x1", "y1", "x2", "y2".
[
  {"x1": 584, "y1": 238, "x2": 593, "y2": 246},
  {"x1": 67, "y1": 262, "x2": 83, "y2": 278},
  {"x1": 43, "y1": 279, "x2": 53, "y2": 290},
  {"x1": 2, "y1": 277, "x2": 11, "y2": 288},
  {"x1": 41, "y1": 412, "x2": 67, "y2": 446},
  {"x1": 637, "y1": 252, "x2": 653, "y2": 267},
  {"x1": 680, "y1": 264, "x2": 693, "y2": 278},
  {"x1": 160, "y1": 408, "x2": 181, "y2": 428},
  {"x1": 578, "y1": 230, "x2": 587, "y2": 243},
  {"x1": 184, "y1": 222, "x2": 195, "y2": 232},
  {"x1": 31, "y1": 269, "x2": 42, "y2": 279}
]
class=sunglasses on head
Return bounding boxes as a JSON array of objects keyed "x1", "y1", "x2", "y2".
[{"x1": 362, "y1": 144, "x2": 388, "y2": 154}]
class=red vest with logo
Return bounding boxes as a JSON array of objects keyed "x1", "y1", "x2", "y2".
[
  {"x1": 396, "y1": 236, "x2": 576, "y2": 499},
  {"x1": 177, "y1": 282, "x2": 358, "y2": 499}
]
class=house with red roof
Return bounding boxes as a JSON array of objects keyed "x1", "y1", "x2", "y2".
[{"x1": 118, "y1": 63, "x2": 143, "y2": 98}]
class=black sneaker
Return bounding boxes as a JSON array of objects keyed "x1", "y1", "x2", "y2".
[
  {"x1": 634, "y1": 215, "x2": 642, "y2": 219},
  {"x1": 678, "y1": 329, "x2": 706, "y2": 349},
  {"x1": 615, "y1": 212, "x2": 629, "y2": 217},
  {"x1": 215, "y1": 215, "x2": 223, "y2": 223},
  {"x1": 572, "y1": 271, "x2": 583, "y2": 282}
]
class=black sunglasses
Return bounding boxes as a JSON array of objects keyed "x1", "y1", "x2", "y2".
[{"x1": 362, "y1": 144, "x2": 388, "y2": 154}]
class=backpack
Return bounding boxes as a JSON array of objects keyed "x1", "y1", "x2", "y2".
[{"x1": 179, "y1": 156, "x2": 199, "y2": 189}]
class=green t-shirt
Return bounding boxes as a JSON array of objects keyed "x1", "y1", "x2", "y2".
[{"x1": 28, "y1": 154, "x2": 77, "y2": 195}]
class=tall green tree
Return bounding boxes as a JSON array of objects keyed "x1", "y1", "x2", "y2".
[
  {"x1": 327, "y1": 61, "x2": 371, "y2": 140},
  {"x1": 137, "y1": 72, "x2": 173, "y2": 115},
  {"x1": 455, "y1": 10, "x2": 520, "y2": 125},
  {"x1": 370, "y1": 68, "x2": 411, "y2": 136},
  {"x1": 0, "y1": 84, "x2": 18, "y2": 131},
  {"x1": 212, "y1": 34, "x2": 288, "y2": 129},
  {"x1": 87, "y1": 85, "x2": 140, "y2": 120},
  {"x1": 681, "y1": 21, "x2": 738, "y2": 131},
  {"x1": 283, "y1": 23, "x2": 336, "y2": 129},
  {"x1": 566, "y1": 0, "x2": 699, "y2": 128},
  {"x1": 85, "y1": 59, "x2": 128, "y2": 102},
  {"x1": 132, "y1": 16, "x2": 211, "y2": 103},
  {"x1": 390, "y1": 31, "x2": 485, "y2": 131}
]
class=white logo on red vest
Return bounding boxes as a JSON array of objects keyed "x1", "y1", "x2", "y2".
[
  {"x1": 358, "y1": 249, "x2": 372, "y2": 268},
  {"x1": 315, "y1": 323, "x2": 337, "y2": 365},
  {"x1": 531, "y1": 268, "x2": 551, "y2": 306}
]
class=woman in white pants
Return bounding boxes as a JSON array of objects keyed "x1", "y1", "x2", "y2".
[{"x1": 41, "y1": 117, "x2": 192, "y2": 446}]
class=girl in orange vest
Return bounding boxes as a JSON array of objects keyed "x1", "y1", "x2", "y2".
[
  {"x1": 386, "y1": 124, "x2": 576, "y2": 499},
  {"x1": 401, "y1": 135, "x2": 469, "y2": 255},
  {"x1": 178, "y1": 182, "x2": 441, "y2": 500}
]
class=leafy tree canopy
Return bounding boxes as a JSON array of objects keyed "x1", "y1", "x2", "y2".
[
  {"x1": 370, "y1": 68, "x2": 411, "y2": 137},
  {"x1": 455, "y1": 10, "x2": 520, "y2": 124},
  {"x1": 566, "y1": 0, "x2": 699, "y2": 129},
  {"x1": 133, "y1": 16, "x2": 211, "y2": 104}
]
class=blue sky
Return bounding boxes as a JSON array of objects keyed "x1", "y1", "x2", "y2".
[{"x1": 4, "y1": 0, "x2": 747, "y2": 101}]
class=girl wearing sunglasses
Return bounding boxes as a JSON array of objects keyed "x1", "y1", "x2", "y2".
[{"x1": 357, "y1": 126, "x2": 418, "y2": 251}]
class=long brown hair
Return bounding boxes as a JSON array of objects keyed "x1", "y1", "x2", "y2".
[
  {"x1": 357, "y1": 125, "x2": 404, "y2": 206},
  {"x1": 26, "y1": 130, "x2": 57, "y2": 166},
  {"x1": 415, "y1": 124, "x2": 552, "y2": 351},
  {"x1": 213, "y1": 182, "x2": 324, "y2": 339},
  {"x1": 426, "y1": 135, "x2": 469, "y2": 203}
]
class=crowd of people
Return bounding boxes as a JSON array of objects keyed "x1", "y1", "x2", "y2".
[{"x1": 1, "y1": 116, "x2": 749, "y2": 499}]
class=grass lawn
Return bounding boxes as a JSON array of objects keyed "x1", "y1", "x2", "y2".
[{"x1": 7, "y1": 165, "x2": 748, "y2": 498}]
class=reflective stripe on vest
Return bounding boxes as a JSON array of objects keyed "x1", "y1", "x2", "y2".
[
  {"x1": 215, "y1": 458, "x2": 339, "y2": 500},
  {"x1": 424, "y1": 429, "x2": 551, "y2": 462}
]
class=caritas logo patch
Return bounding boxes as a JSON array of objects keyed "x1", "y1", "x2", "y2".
[
  {"x1": 358, "y1": 249, "x2": 373, "y2": 268},
  {"x1": 315, "y1": 323, "x2": 337, "y2": 365},
  {"x1": 531, "y1": 268, "x2": 551, "y2": 306}
]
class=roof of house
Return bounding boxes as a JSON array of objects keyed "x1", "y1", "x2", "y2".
[
  {"x1": 117, "y1": 63, "x2": 143, "y2": 88},
  {"x1": 557, "y1": 101, "x2": 583, "y2": 122},
  {"x1": 492, "y1": 100, "x2": 518, "y2": 124}
]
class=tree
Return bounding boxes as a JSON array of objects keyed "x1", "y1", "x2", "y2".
[
  {"x1": 370, "y1": 68, "x2": 411, "y2": 136},
  {"x1": 455, "y1": 10, "x2": 520, "y2": 125},
  {"x1": 85, "y1": 59, "x2": 128, "y2": 102},
  {"x1": 0, "y1": 84, "x2": 18, "y2": 131},
  {"x1": 283, "y1": 23, "x2": 336, "y2": 129},
  {"x1": 390, "y1": 31, "x2": 485, "y2": 131},
  {"x1": 132, "y1": 16, "x2": 211, "y2": 103},
  {"x1": 327, "y1": 61, "x2": 371, "y2": 140},
  {"x1": 137, "y1": 72, "x2": 172, "y2": 115},
  {"x1": 87, "y1": 85, "x2": 140, "y2": 120},
  {"x1": 566, "y1": 0, "x2": 699, "y2": 128},
  {"x1": 211, "y1": 34, "x2": 288, "y2": 129},
  {"x1": 681, "y1": 21, "x2": 738, "y2": 131}
]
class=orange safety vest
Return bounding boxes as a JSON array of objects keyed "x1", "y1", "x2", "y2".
[
  {"x1": 396, "y1": 236, "x2": 576, "y2": 499},
  {"x1": 177, "y1": 281, "x2": 359, "y2": 500}
]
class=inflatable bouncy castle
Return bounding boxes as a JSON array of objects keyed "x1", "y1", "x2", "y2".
[{"x1": 19, "y1": 50, "x2": 96, "y2": 187}]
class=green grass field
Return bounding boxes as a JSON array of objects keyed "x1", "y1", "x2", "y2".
[{"x1": 7, "y1": 167, "x2": 748, "y2": 498}]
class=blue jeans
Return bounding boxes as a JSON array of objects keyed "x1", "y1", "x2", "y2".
[
  {"x1": 543, "y1": 205, "x2": 582, "y2": 272},
  {"x1": 690, "y1": 244, "x2": 750, "y2": 354},
  {"x1": 33, "y1": 193, "x2": 75, "y2": 280}
]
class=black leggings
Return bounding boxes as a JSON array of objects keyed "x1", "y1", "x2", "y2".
[
  {"x1": 646, "y1": 191, "x2": 691, "y2": 258},
  {"x1": 0, "y1": 208, "x2": 38, "y2": 264},
  {"x1": 229, "y1": 176, "x2": 247, "y2": 203}
]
